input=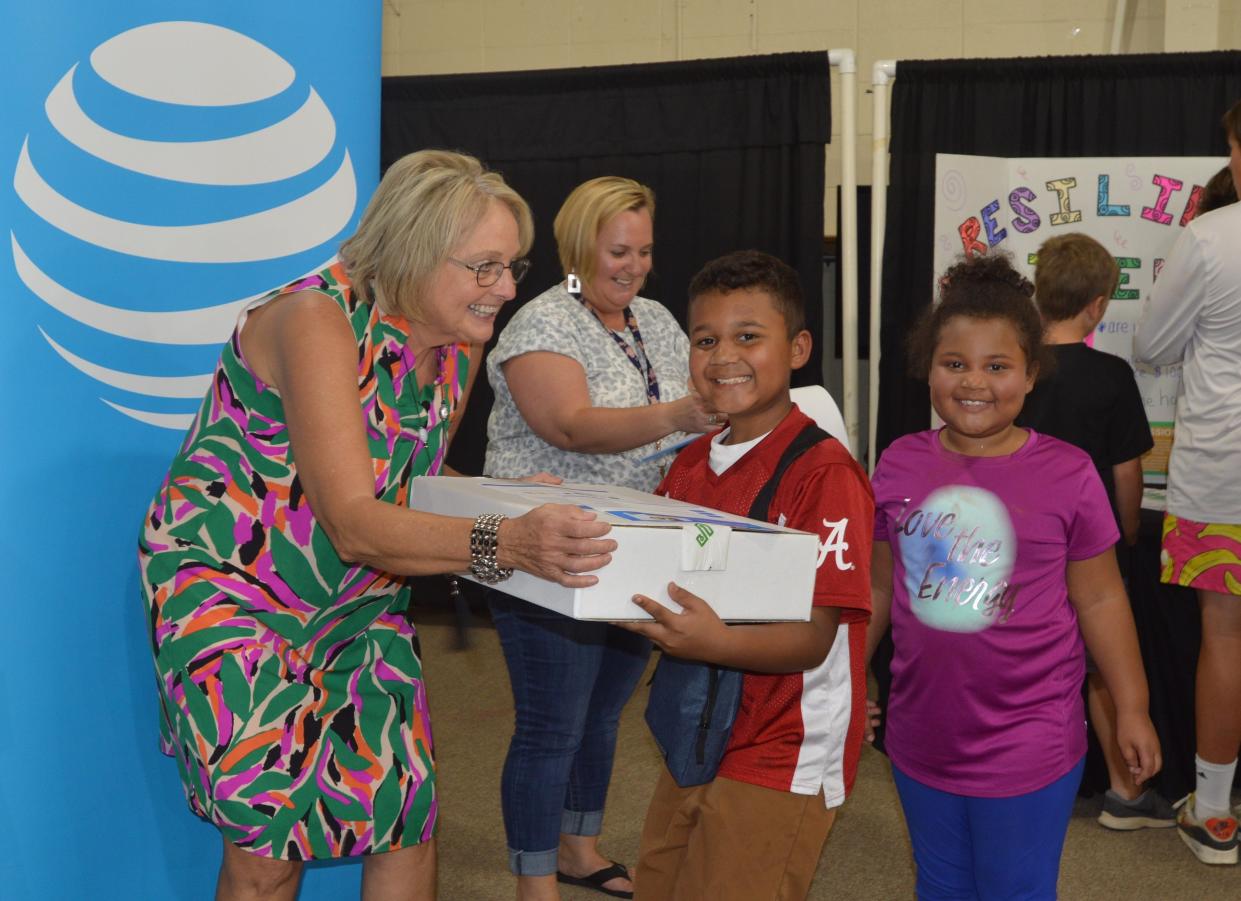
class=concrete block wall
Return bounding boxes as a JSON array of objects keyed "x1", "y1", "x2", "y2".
[{"x1": 380, "y1": 0, "x2": 1233, "y2": 230}]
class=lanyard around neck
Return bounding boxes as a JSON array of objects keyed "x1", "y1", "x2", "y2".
[{"x1": 577, "y1": 295, "x2": 661, "y2": 403}]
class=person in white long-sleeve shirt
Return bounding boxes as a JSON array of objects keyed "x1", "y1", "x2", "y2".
[{"x1": 1133, "y1": 99, "x2": 1241, "y2": 867}]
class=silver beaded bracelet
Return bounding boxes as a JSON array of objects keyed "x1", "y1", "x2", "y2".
[{"x1": 468, "y1": 513, "x2": 513, "y2": 584}]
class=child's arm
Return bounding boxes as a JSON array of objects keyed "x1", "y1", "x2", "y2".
[
  {"x1": 625, "y1": 583, "x2": 839, "y2": 672},
  {"x1": 1067, "y1": 548, "x2": 1162, "y2": 784},
  {"x1": 860, "y1": 540, "x2": 895, "y2": 742},
  {"x1": 865, "y1": 540, "x2": 894, "y2": 665},
  {"x1": 1134, "y1": 229, "x2": 1205, "y2": 365},
  {"x1": 1112, "y1": 457, "x2": 1144, "y2": 546}
]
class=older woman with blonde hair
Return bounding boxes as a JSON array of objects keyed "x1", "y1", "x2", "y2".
[
  {"x1": 138, "y1": 150, "x2": 617, "y2": 901},
  {"x1": 484, "y1": 176, "x2": 717, "y2": 900}
]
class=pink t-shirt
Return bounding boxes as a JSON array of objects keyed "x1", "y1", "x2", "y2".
[{"x1": 872, "y1": 428, "x2": 1118, "y2": 797}]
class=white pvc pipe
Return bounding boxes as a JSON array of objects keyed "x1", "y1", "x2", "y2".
[
  {"x1": 1110, "y1": 0, "x2": 1128, "y2": 54},
  {"x1": 868, "y1": 59, "x2": 896, "y2": 472},
  {"x1": 828, "y1": 48, "x2": 858, "y2": 454}
]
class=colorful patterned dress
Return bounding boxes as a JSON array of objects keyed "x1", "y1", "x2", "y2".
[{"x1": 138, "y1": 262, "x2": 468, "y2": 860}]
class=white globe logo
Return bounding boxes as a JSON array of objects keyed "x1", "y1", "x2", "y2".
[{"x1": 11, "y1": 21, "x2": 357, "y2": 429}]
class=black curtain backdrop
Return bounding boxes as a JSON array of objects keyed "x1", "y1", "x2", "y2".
[
  {"x1": 877, "y1": 50, "x2": 1241, "y2": 455},
  {"x1": 871, "y1": 51, "x2": 1241, "y2": 801},
  {"x1": 382, "y1": 52, "x2": 830, "y2": 480}
]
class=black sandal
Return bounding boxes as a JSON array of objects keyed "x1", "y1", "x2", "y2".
[{"x1": 556, "y1": 861, "x2": 634, "y2": 899}]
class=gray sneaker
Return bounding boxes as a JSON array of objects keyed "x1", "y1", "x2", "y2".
[
  {"x1": 1098, "y1": 789, "x2": 1177, "y2": 830},
  {"x1": 1176, "y1": 793, "x2": 1239, "y2": 864}
]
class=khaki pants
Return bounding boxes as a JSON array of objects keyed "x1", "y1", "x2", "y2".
[{"x1": 635, "y1": 768, "x2": 837, "y2": 901}]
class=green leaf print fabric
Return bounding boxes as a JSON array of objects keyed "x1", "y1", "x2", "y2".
[{"x1": 138, "y1": 262, "x2": 468, "y2": 860}]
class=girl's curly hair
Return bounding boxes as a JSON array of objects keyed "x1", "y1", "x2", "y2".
[{"x1": 906, "y1": 252, "x2": 1053, "y2": 380}]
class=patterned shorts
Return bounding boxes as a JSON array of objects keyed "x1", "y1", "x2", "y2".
[{"x1": 1160, "y1": 514, "x2": 1241, "y2": 596}]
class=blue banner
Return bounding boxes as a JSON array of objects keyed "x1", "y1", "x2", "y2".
[{"x1": 0, "y1": 3, "x2": 379, "y2": 896}]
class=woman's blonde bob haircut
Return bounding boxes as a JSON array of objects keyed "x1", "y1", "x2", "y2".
[
  {"x1": 339, "y1": 149, "x2": 533, "y2": 320},
  {"x1": 553, "y1": 176, "x2": 655, "y2": 288}
]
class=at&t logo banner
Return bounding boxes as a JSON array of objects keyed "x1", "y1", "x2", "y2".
[{"x1": 0, "y1": 4, "x2": 378, "y2": 898}]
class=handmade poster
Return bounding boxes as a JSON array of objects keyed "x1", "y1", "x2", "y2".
[{"x1": 933, "y1": 154, "x2": 1225, "y2": 484}]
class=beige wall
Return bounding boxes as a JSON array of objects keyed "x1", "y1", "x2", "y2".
[
  {"x1": 381, "y1": 0, "x2": 1238, "y2": 230},
  {"x1": 1222, "y1": 0, "x2": 1241, "y2": 45}
]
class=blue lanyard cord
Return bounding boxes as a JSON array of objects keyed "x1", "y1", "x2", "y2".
[{"x1": 578, "y1": 297, "x2": 662, "y2": 404}]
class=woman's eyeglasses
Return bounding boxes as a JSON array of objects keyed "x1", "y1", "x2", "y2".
[{"x1": 448, "y1": 257, "x2": 531, "y2": 287}]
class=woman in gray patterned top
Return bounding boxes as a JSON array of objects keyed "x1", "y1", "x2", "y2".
[{"x1": 485, "y1": 177, "x2": 717, "y2": 900}]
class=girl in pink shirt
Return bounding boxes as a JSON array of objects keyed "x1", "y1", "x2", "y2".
[{"x1": 867, "y1": 253, "x2": 1160, "y2": 899}]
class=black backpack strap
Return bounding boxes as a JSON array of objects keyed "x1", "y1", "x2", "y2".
[
  {"x1": 746, "y1": 423, "x2": 833, "y2": 521},
  {"x1": 649, "y1": 421, "x2": 833, "y2": 784}
]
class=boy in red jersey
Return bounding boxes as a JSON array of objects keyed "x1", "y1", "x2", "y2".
[{"x1": 622, "y1": 250, "x2": 873, "y2": 901}]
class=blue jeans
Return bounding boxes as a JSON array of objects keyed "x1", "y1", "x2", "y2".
[
  {"x1": 489, "y1": 592, "x2": 652, "y2": 876},
  {"x1": 892, "y1": 757, "x2": 1085, "y2": 900}
]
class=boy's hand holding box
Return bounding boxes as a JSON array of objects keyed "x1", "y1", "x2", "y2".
[{"x1": 409, "y1": 477, "x2": 819, "y2": 621}]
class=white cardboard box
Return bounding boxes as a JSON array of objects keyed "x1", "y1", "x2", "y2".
[{"x1": 409, "y1": 477, "x2": 818, "y2": 621}]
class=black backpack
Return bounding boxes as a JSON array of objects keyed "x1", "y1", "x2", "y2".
[{"x1": 644, "y1": 423, "x2": 832, "y2": 787}]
